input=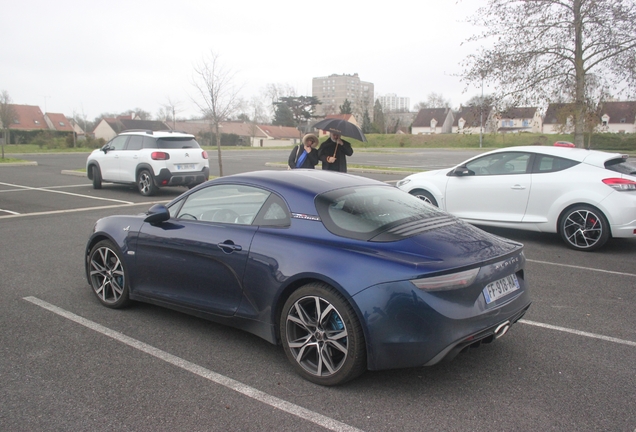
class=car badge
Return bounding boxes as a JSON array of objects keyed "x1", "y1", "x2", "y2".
[
  {"x1": 185, "y1": 153, "x2": 190, "y2": 157},
  {"x1": 123, "y1": 226, "x2": 130, "y2": 232}
]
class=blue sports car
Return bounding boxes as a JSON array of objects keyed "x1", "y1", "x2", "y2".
[{"x1": 85, "y1": 170, "x2": 531, "y2": 385}]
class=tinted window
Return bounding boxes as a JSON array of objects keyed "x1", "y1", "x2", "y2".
[
  {"x1": 605, "y1": 157, "x2": 636, "y2": 175},
  {"x1": 465, "y1": 152, "x2": 531, "y2": 175},
  {"x1": 532, "y1": 154, "x2": 579, "y2": 173},
  {"x1": 173, "y1": 184, "x2": 270, "y2": 225},
  {"x1": 315, "y1": 185, "x2": 448, "y2": 241},
  {"x1": 125, "y1": 135, "x2": 144, "y2": 150},
  {"x1": 155, "y1": 137, "x2": 201, "y2": 149}
]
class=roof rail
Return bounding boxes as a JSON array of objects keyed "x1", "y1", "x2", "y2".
[{"x1": 121, "y1": 129, "x2": 154, "y2": 134}]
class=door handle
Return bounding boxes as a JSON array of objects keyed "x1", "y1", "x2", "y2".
[
  {"x1": 217, "y1": 241, "x2": 242, "y2": 253},
  {"x1": 511, "y1": 184, "x2": 526, "y2": 190}
]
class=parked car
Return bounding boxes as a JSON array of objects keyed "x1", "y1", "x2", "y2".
[
  {"x1": 86, "y1": 130, "x2": 210, "y2": 196},
  {"x1": 397, "y1": 146, "x2": 636, "y2": 251},
  {"x1": 85, "y1": 170, "x2": 531, "y2": 386}
]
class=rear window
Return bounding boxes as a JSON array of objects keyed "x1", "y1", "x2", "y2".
[
  {"x1": 315, "y1": 185, "x2": 453, "y2": 241},
  {"x1": 605, "y1": 157, "x2": 636, "y2": 175},
  {"x1": 152, "y1": 137, "x2": 201, "y2": 149}
]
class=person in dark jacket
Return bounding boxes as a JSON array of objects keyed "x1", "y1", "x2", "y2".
[
  {"x1": 288, "y1": 134, "x2": 319, "y2": 169},
  {"x1": 318, "y1": 132, "x2": 353, "y2": 172}
]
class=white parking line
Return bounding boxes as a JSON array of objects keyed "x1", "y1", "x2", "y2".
[
  {"x1": 520, "y1": 320, "x2": 636, "y2": 347},
  {"x1": 22, "y1": 296, "x2": 364, "y2": 432},
  {"x1": 527, "y1": 259, "x2": 636, "y2": 278},
  {"x1": 0, "y1": 181, "x2": 133, "y2": 204}
]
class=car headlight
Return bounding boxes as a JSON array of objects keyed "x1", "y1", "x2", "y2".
[
  {"x1": 411, "y1": 268, "x2": 479, "y2": 291},
  {"x1": 396, "y1": 179, "x2": 410, "y2": 188}
]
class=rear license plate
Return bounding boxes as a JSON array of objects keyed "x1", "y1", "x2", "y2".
[
  {"x1": 175, "y1": 164, "x2": 195, "y2": 171},
  {"x1": 483, "y1": 274, "x2": 520, "y2": 304}
]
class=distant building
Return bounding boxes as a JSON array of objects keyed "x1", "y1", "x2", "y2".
[
  {"x1": 312, "y1": 73, "x2": 374, "y2": 120},
  {"x1": 376, "y1": 93, "x2": 410, "y2": 112},
  {"x1": 412, "y1": 108, "x2": 454, "y2": 134},
  {"x1": 93, "y1": 117, "x2": 170, "y2": 141}
]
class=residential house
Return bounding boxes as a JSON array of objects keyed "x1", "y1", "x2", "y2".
[
  {"x1": 452, "y1": 105, "x2": 495, "y2": 134},
  {"x1": 495, "y1": 107, "x2": 542, "y2": 133},
  {"x1": 93, "y1": 117, "x2": 170, "y2": 141},
  {"x1": 542, "y1": 103, "x2": 576, "y2": 134},
  {"x1": 0, "y1": 104, "x2": 75, "y2": 143},
  {"x1": 257, "y1": 124, "x2": 303, "y2": 146},
  {"x1": 598, "y1": 101, "x2": 636, "y2": 133},
  {"x1": 412, "y1": 108, "x2": 454, "y2": 134},
  {"x1": 170, "y1": 120, "x2": 301, "y2": 147},
  {"x1": 44, "y1": 112, "x2": 75, "y2": 133},
  {"x1": 5, "y1": 104, "x2": 48, "y2": 131}
]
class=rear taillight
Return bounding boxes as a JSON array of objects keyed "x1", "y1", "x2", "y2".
[
  {"x1": 602, "y1": 178, "x2": 636, "y2": 191},
  {"x1": 411, "y1": 268, "x2": 479, "y2": 291},
  {"x1": 151, "y1": 151, "x2": 170, "y2": 160},
  {"x1": 202, "y1": 150, "x2": 208, "y2": 160}
]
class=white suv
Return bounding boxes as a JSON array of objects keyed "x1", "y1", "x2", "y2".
[{"x1": 87, "y1": 130, "x2": 210, "y2": 196}]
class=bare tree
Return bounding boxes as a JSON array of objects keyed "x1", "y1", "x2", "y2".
[
  {"x1": 262, "y1": 83, "x2": 296, "y2": 120},
  {"x1": 462, "y1": 0, "x2": 636, "y2": 147},
  {"x1": 192, "y1": 51, "x2": 243, "y2": 176},
  {"x1": 413, "y1": 92, "x2": 451, "y2": 111},
  {"x1": 0, "y1": 90, "x2": 18, "y2": 159}
]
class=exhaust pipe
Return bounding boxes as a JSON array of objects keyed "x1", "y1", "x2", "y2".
[{"x1": 494, "y1": 321, "x2": 510, "y2": 339}]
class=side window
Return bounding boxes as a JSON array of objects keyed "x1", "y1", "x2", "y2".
[
  {"x1": 533, "y1": 155, "x2": 579, "y2": 173},
  {"x1": 125, "y1": 135, "x2": 144, "y2": 150},
  {"x1": 142, "y1": 136, "x2": 157, "y2": 149},
  {"x1": 108, "y1": 135, "x2": 128, "y2": 150},
  {"x1": 175, "y1": 184, "x2": 270, "y2": 225},
  {"x1": 253, "y1": 193, "x2": 291, "y2": 227},
  {"x1": 466, "y1": 152, "x2": 531, "y2": 176}
]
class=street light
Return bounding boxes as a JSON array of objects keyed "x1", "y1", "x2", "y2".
[{"x1": 479, "y1": 78, "x2": 484, "y2": 149}]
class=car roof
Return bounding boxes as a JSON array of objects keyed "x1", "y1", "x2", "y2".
[
  {"x1": 119, "y1": 129, "x2": 195, "y2": 139},
  {"x1": 214, "y1": 169, "x2": 387, "y2": 195},
  {"x1": 483, "y1": 146, "x2": 627, "y2": 167},
  {"x1": 209, "y1": 170, "x2": 390, "y2": 215}
]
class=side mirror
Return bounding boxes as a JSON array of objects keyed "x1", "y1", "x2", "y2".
[
  {"x1": 144, "y1": 204, "x2": 170, "y2": 224},
  {"x1": 448, "y1": 166, "x2": 474, "y2": 177},
  {"x1": 101, "y1": 145, "x2": 112, "y2": 154}
]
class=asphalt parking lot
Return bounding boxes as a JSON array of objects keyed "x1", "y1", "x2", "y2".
[{"x1": 1, "y1": 150, "x2": 635, "y2": 431}]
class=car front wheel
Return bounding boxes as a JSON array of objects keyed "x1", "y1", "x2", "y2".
[
  {"x1": 137, "y1": 169, "x2": 157, "y2": 196},
  {"x1": 88, "y1": 240, "x2": 130, "y2": 308},
  {"x1": 409, "y1": 189, "x2": 438, "y2": 206},
  {"x1": 558, "y1": 205, "x2": 610, "y2": 251},
  {"x1": 280, "y1": 282, "x2": 366, "y2": 386},
  {"x1": 91, "y1": 165, "x2": 102, "y2": 189}
]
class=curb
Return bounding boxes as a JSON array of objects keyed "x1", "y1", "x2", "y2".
[
  {"x1": 61, "y1": 170, "x2": 86, "y2": 177},
  {"x1": 264, "y1": 162, "x2": 417, "y2": 175}
]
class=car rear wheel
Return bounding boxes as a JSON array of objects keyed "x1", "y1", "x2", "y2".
[
  {"x1": 137, "y1": 169, "x2": 157, "y2": 196},
  {"x1": 409, "y1": 189, "x2": 438, "y2": 206},
  {"x1": 88, "y1": 240, "x2": 130, "y2": 308},
  {"x1": 91, "y1": 165, "x2": 102, "y2": 189},
  {"x1": 558, "y1": 205, "x2": 610, "y2": 251},
  {"x1": 280, "y1": 283, "x2": 366, "y2": 386}
]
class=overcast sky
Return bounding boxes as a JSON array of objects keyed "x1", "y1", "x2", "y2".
[{"x1": 2, "y1": 0, "x2": 488, "y2": 121}]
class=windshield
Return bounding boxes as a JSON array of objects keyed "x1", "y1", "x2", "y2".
[{"x1": 315, "y1": 185, "x2": 452, "y2": 241}]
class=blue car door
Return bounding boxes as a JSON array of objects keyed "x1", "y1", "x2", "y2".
[{"x1": 133, "y1": 220, "x2": 257, "y2": 316}]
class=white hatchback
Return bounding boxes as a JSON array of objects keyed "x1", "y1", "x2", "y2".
[
  {"x1": 397, "y1": 146, "x2": 636, "y2": 251},
  {"x1": 87, "y1": 130, "x2": 210, "y2": 196}
]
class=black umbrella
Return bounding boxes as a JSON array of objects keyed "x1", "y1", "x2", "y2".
[{"x1": 312, "y1": 118, "x2": 367, "y2": 142}]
